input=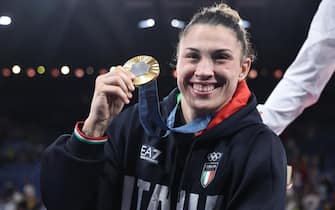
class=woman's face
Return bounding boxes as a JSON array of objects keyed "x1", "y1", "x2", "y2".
[{"x1": 176, "y1": 24, "x2": 251, "y2": 121}]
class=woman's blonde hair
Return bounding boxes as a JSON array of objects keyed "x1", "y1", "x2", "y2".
[{"x1": 178, "y1": 3, "x2": 256, "y2": 62}]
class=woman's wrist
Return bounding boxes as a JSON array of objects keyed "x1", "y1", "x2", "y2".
[{"x1": 82, "y1": 118, "x2": 108, "y2": 137}]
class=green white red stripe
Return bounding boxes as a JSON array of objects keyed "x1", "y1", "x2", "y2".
[
  {"x1": 200, "y1": 162, "x2": 218, "y2": 188},
  {"x1": 73, "y1": 121, "x2": 108, "y2": 144},
  {"x1": 201, "y1": 170, "x2": 215, "y2": 187}
]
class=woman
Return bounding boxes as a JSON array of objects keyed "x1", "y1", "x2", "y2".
[{"x1": 41, "y1": 3, "x2": 287, "y2": 210}]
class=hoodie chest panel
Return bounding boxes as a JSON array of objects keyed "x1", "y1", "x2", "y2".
[
  {"x1": 124, "y1": 134, "x2": 184, "y2": 174},
  {"x1": 120, "y1": 135, "x2": 228, "y2": 210},
  {"x1": 122, "y1": 132, "x2": 228, "y2": 186},
  {"x1": 180, "y1": 138, "x2": 227, "y2": 194}
]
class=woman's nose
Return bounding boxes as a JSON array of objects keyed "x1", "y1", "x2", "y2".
[{"x1": 194, "y1": 58, "x2": 214, "y2": 79}]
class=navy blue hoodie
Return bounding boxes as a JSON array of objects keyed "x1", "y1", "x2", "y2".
[{"x1": 41, "y1": 88, "x2": 287, "y2": 210}]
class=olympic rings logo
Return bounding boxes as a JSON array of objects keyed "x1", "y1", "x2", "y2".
[{"x1": 207, "y1": 152, "x2": 222, "y2": 162}]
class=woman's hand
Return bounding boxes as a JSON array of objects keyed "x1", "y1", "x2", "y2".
[{"x1": 82, "y1": 66, "x2": 135, "y2": 137}]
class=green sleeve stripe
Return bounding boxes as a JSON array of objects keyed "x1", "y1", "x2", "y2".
[{"x1": 73, "y1": 128, "x2": 108, "y2": 145}]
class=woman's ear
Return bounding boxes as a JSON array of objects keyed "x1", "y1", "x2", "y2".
[
  {"x1": 239, "y1": 58, "x2": 252, "y2": 81},
  {"x1": 173, "y1": 69, "x2": 178, "y2": 78}
]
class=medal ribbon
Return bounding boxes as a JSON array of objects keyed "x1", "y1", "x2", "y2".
[{"x1": 138, "y1": 80, "x2": 212, "y2": 137}]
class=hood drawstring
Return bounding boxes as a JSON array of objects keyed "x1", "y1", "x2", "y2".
[
  {"x1": 165, "y1": 135, "x2": 177, "y2": 199},
  {"x1": 166, "y1": 145, "x2": 178, "y2": 199},
  {"x1": 176, "y1": 139, "x2": 197, "y2": 202}
]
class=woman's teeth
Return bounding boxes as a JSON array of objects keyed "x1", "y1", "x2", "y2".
[{"x1": 193, "y1": 83, "x2": 215, "y2": 92}]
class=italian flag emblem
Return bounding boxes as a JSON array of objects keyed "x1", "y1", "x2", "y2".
[{"x1": 200, "y1": 162, "x2": 218, "y2": 188}]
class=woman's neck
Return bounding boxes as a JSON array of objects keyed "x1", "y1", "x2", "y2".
[{"x1": 180, "y1": 99, "x2": 209, "y2": 123}]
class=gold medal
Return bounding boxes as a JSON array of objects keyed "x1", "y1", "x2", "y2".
[{"x1": 123, "y1": 55, "x2": 160, "y2": 86}]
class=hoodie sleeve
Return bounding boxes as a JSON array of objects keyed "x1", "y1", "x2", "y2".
[
  {"x1": 40, "y1": 130, "x2": 124, "y2": 210},
  {"x1": 226, "y1": 131, "x2": 287, "y2": 210},
  {"x1": 40, "y1": 133, "x2": 105, "y2": 210}
]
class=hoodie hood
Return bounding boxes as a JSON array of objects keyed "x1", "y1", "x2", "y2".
[
  {"x1": 160, "y1": 81, "x2": 263, "y2": 141},
  {"x1": 199, "y1": 93, "x2": 262, "y2": 140}
]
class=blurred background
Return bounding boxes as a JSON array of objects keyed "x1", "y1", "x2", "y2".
[{"x1": 0, "y1": 0, "x2": 334, "y2": 209}]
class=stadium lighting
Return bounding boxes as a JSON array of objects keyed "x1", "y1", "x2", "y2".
[
  {"x1": 2, "y1": 68, "x2": 11, "y2": 77},
  {"x1": 99, "y1": 68, "x2": 108, "y2": 75},
  {"x1": 60, "y1": 65, "x2": 70, "y2": 75},
  {"x1": 26, "y1": 68, "x2": 36, "y2": 78},
  {"x1": 0, "y1": 16, "x2": 12, "y2": 26},
  {"x1": 37, "y1": 66, "x2": 46, "y2": 74},
  {"x1": 86, "y1": 66, "x2": 94, "y2": 75},
  {"x1": 51, "y1": 68, "x2": 60, "y2": 78},
  {"x1": 248, "y1": 69, "x2": 258, "y2": 79},
  {"x1": 274, "y1": 69, "x2": 283, "y2": 79},
  {"x1": 171, "y1": 19, "x2": 185, "y2": 29},
  {"x1": 74, "y1": 68, "x2": 85, "y2": 78},
  {"x1": 138, "y1": 18, "x2": 155, "y2": 29},
  {"x1": 12, "y1": 65, "x2": 21, "y2": 74},
  {"x1": 239, "y1": 19, "x2": 251, "y2": 29}
]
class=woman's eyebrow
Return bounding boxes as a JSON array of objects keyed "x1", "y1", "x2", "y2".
[
  {"x1": 213, "y1": 49, "x2": 233, "y2": 54},
  {"x1": 185, "y1": 48, "x2": 233, "y2": 54},
  {"x1": 185, "y1": 47, "x2": 200, "y2": 52}
]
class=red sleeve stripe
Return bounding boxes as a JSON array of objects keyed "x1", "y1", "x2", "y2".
[{"x1": 73, "y1": 121, "x2": 108, "y2": 144}]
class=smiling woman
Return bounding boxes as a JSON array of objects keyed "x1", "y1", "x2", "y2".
[
  {"x1": 40, "y1": 3, "x2": 287, "y2": 210},
  {"x1": 176, "y1": 25, "x2": 251, "y2": 122},
  {"x1": 175, "y1": 4, "x2": 256, "y2": 123}
]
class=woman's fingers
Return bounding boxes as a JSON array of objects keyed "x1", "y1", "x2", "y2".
[{"x1": 95, "y1": 66, "x2": 136, "y2": 104}]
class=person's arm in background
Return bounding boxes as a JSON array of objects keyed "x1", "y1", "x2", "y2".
[{"x1": 257, "y1": 0, "x2": 335, "y2": 135}]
